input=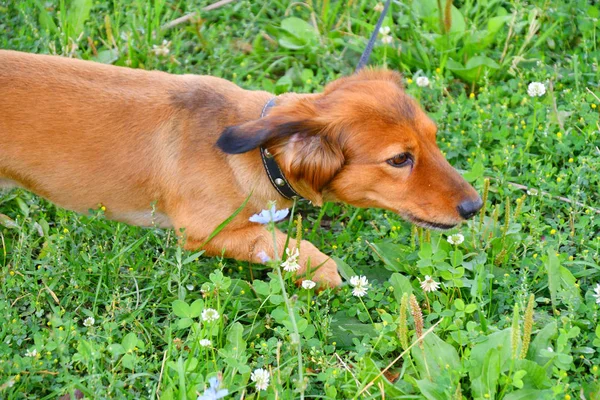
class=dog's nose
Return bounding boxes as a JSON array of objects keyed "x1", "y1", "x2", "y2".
[{"x1": 457, "y1": 198, "x2": 483, "y2": 220}]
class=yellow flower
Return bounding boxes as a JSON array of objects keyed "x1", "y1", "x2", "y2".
[
  {"x1": 592, "y1": 104, "x2": 597, "y2": 109},
  {"x1": 557, "y1": 177, "x2": 562, "y2": 183},
  {"x1": 557, "y1": 132, "x2": 563, "y2": 138},
  {"x1": 435, "y1": 68, "x2": 441, "y2": 73},
  {"x1": 406, "y1": 78, "x2": 413, "y2": 84},
  {"x1": 469, "y1": 93, "x2": 475, "y2": 99},
  {"x1": 533, "y1": 253, "x2": 538, "y2": 259},
  {"x1": 550, "y1": 229, "x2": 556, "y2": 234},
  {"x1": 568, "y1": 158, "x2": 573, "y2": 162}
]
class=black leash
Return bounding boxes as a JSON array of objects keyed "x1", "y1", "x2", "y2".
[
  {"x1": 260, "y1": 0, "x2": 393, "y2": 199},
  {"x1": 356, "y1": 0, "x2": 393, "y2": 72}
]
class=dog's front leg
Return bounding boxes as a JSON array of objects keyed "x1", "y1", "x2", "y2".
[{"x1": 183, "y1": 226, "x2": 342, "y2": 288}]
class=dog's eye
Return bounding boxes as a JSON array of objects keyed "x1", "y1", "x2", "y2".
[{"x1": 387, "y1": 153, "x2": 412, "y2": 168}]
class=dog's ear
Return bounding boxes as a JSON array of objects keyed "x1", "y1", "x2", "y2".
[
  {"x1": 216, "y1": 101, "x2": 344, "y2": 202},
  {"x1": 216, "y1": 119, "x2": 270, "y2": 154},
  {"x1": 274, "y1": 125, "x2": 344, "y2": 202}
]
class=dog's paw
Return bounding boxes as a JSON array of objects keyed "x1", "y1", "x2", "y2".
[{"x1": 311, "y1": 259, "x2": 342, "y2": 288}]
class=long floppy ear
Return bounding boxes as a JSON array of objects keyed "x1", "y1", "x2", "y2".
[
  {"x1": 216, "y1": 118, "x2": 277, "y2": 154},
  {"x1": 216, "y1": 98, "x2": 324, "y2": 155},
  {"x1": 216, "y1": 104, "x2": 344, "y2": 201}
]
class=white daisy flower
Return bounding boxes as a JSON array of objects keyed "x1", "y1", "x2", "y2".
[
  {"x1": 249, "y1": 204, "x2": 289, "y2": 224},
  {"x1": 420, "y1": 275, "x2": 441, "y2": 293},
  {"x1": 202, "y1": 308, "x2": 220, "y2": 323},
  {"x1": 447, "y1": 233, "x2": 465, "y2": 245},
  {"x1": 301, "y1": 280, "x2": 316, "y2": 290},
  {"x1": 379, "y1": 26, "x2": 391, "y2": 35},
  {"x1": 83, "y1": 317, "x2": 95, "y2": 327},
  {"x1": 349, "y1": 275, "x2": 369, "y2": 297},
  {"x1": 527, "y1": 82, "x2": 546, "y2": 97},
  {"x1": 416, "y1": 76, "x2": 430, "y2": 87},
  {"x1": 25, "y1": 349, "x2": 37, "y2": 357},
  {"x1": 199, "y1": 339, "x2": 212, "y2": 347},
  {"x1": 593, "y1": 283, "x2": 600, "y2": 304},
  {"x1": 281, "y1": 247, "x2": 300, "y2": 272},
  {"x1": 251, "y1": 368, "x2": 270, "y2": 391}
]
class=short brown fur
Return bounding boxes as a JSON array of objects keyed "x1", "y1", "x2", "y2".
[{"x1": 0, "y1": 50, "x2": 480, "y2": 287}]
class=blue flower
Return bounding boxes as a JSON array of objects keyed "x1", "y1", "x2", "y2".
[
  {"x1": 249, "y1": 205, "x2": 289, "y2": 224},
  {"x1": 198, "y1": 376, "x2": 228, "y2": 400}
]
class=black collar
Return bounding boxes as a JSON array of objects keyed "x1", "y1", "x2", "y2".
[{"x1": 259, "y1": 98, "x2": 302, "y2": 200}]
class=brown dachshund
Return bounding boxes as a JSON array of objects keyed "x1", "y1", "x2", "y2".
[{"x1": 0, "y1": 50, "x2": 481, "y2": 287}]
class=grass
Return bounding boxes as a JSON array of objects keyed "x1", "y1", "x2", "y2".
[{"x1": 1, "y1": 0, "x2": 600, "y2": 398}]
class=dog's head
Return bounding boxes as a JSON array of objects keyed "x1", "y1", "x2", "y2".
[{"x1": 217, "y1": 69, "x2": 481, "y2": 229}]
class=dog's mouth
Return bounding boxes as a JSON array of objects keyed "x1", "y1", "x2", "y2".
[{"x1": 401, "y1": 212, "x2": 458, "y2": 231}]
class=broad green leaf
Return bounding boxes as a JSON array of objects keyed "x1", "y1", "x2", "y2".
[
  {"x1": 280, "y1": 17, "x2": 318, "y2": 42},
  {"x1": 528, "y1": 321, "x2": 557, "y2": 367},
  {"x1": 370, "y1": 242, "x2": 412, "y2": 272},
  {"x1": 92, "y1": 48, "x2": 119, "y2": 64},
  {"x1": 514, "y1": 359, "x2": 550, "y2": 388},
  {"x1": 122, "y1": 332, "x2": 138, "y2": 352},
  {"x1": 172, "y1": 300, "x2": 191, "y2": 318},
  {"x1": 67, "y1": 0, "x2": 92, "y2": 39},
  {"x1": 331, "y1": 311, "x2": 376, "y2": 348},
  {"x1": 470, "y1": 329, "x2": 512, "y2": 377},
  {"x1": 357, "y1": 356, "x2": 405, "y2": 397},
  {"x1": 463, "y1": 161, "x2": 485, "y2": 182},
  {"x1": 389, "y1": 273, "x2": 413, "y2": 303},
  {"x1": 332, "y1": 257, "x2": 357, "y2": 281},
  {"x1": 471, "y1": 348, "x2": 501, "y2": 399},
  {"x1": 189, "y1": 299, "x2": 204, "y2": 319},
  {"x1": 503, "y1": 389, "x2": 554, "y2": 400},
  {"x1": 411, "y1": 332, "x2": 461, "y2": 381},
  {"x1": 415, "y1": 379, "x2": 448, "y2": 400}
]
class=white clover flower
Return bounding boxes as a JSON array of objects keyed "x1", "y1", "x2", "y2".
[
  {"x1": 593, "y1": 284, "x2": 600, "y2": 304},
  {"x1": 83, "y1": 317, "x2": 95, "y2": 327},
  {"x1": 381, "y1": 35, "x2": 393, "y2": 45},
  {"x1": 527, "y1": 82, "x2": 546, "y2": 97},
  {"x1": 447, "y1": 233, "x2": 465, "y2": 245},
  {"x1": 416, "y1": 76, "x2": 430, "y2": 87},
  {"x1": 420, "y1": 275, "x2": 441, "y2": 293},
  {"x1": 249, "y1": 204, "x2": 289, "y2": 224},
  {"x1": 25, "y1": 349, "x2": 37, "y2": 357},
  {"x1": 202, "y1": 308, "x2": 220, "y2": 323},
  {"x1": 301, "y1": 280, "x2": 316, "y2": 290},
  {"x1": 349, "y1": 275, "x2": 369, "y2": 297},
  {"x1": 152, "y1": 40, "x2": 171, "y2": 57},
  {"x1": 199, "y1": 339, "x2": 212, "y2": 347},
  {"x1": 379, "y1": 26, "x2": 391, "y2": 35},
  {"x1": 251, "y1": 368, "x2": 270, "y2": 391},
  {"x1": 281, "y1": 247, "x2": 300, "y2": 272},
  {"x1": 374, "y1": 2, "x2": 385, "y2": 12}
]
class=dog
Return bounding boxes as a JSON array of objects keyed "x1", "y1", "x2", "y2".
[{"x1": 0, "y1": 50, "x2": 482, "y2": 287}]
